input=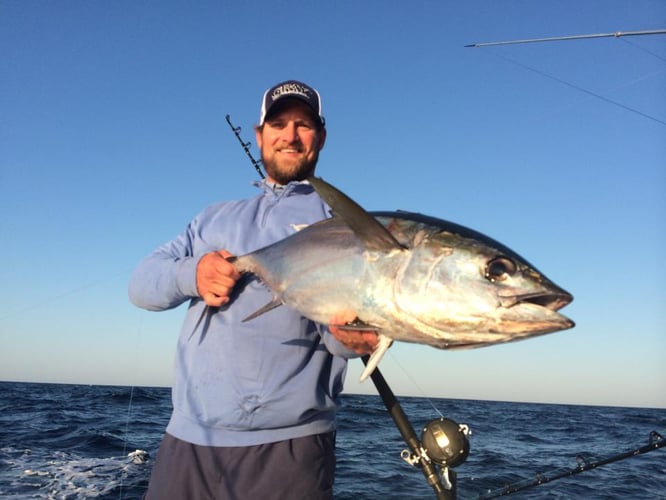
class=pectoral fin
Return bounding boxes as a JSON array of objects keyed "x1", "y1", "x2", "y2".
[
  {"x1": 334, "y1": 317, "x2": 381, "y2": 332},
  {"x1": 359, "y1": 334, "x2": 393, "y2": 382}
]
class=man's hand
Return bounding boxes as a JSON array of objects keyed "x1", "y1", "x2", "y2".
[
  {"x1": 328, "y1": 311, "x2": 379, "y2": 355},
  {"x1": 196, "y1": 250, "x2": 241, "y2": 307}
]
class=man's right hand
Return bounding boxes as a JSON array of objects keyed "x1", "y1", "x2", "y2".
[{"x1": 196, "y1": 250, "x2": 241, "y2": 307}]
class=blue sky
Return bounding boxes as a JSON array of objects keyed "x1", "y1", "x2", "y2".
[{"x1": 1, "y1": 1, "x2": 664, "y2": 408}]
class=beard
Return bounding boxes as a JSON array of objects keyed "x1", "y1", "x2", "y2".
[{"x1": 261, "y1": 150, "x2": 320, "y2": 185}]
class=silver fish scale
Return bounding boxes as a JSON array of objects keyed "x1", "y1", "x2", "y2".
[{"x1": 234, "y1": 211, "x2": 572, "y2": 349}]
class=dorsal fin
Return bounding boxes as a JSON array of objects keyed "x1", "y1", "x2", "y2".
[{"x1": 309, "y1": 176, "x2": 404, "y2": 252}]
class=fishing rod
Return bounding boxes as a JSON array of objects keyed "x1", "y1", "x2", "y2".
[
  {"x1": 225, "y1": 114, "x2": 265, "y2": 179},
  {"x1": 466, "y1": 28, "x2": 666, "y2": 48},
  {"x1": 361, "y1": 356, "x2": 471, "y2": 500},
  {"x1": 478, "y1": 430, "x2": 665, "y2": 498}
]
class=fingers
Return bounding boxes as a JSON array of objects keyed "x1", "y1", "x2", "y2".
[
  {"x1": 329, "y1": 312, "x2": 379, "y2": 355},
  {"x1": 196, "y1": 250, "x2": 241, "y2": 307},
  {"x1": 333, "y1": 330, "x2": 378, "y2": 355},
  {"x1": 202, "y1": 291, "x2": 229, "y2": 308},
  {"x1": 217, "y1": 249, "x2": 236, "y2": 261}
]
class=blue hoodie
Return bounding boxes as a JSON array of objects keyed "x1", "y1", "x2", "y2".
[{"x1": 128, "y1": 180, "x2": 358, "y2": 446}]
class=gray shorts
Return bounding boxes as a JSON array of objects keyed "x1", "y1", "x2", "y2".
[{"x1": 144, "y1": 432, "x2": 336, "y2": 500}]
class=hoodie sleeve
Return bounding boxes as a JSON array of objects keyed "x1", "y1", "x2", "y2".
[{"x1": 128, "y1": 220, "x2": 202, "y2": 312}]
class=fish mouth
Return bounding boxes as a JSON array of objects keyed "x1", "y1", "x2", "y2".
[
  {"x1": 496, "y1": 289, "x2": 575, "y2": 333},
  {"x1": 499, "y1": 290, "x2": 573, "y2": 311}
]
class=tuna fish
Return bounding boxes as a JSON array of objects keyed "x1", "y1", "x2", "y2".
[{"x1": 233, "y1": 177, "x2": 574, "y2": 380}]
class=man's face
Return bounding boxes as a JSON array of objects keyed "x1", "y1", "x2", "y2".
[{"x1": 256, "y1": 100, "x2": 326, "y2": 185}]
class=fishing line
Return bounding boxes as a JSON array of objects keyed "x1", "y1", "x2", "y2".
[
  {"x1": 118, "y1": 312, "x2": 145, "y2": 499},
  {"x1": 0, "y1": 270, "x2": 131, "y2": 321},
  {"x1": 500, "y1": 64, "x2": 666, "y2": 128},
  {"x1": 486, "y1": 50, "x2": 666, "y2": 127},
  {"x1": 118, "y1": 385, "x2": 136, "y2": 499},
  {"x1": 385, "y1": 348, "x2": 445, "y2": 419},
  {"x1": 619, "y1": 37, "x2": 666, "y2": 63}
]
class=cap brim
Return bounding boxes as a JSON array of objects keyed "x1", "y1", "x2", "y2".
[{"x1": 262, "y1": 97, "x2": 323, "y2": 125}]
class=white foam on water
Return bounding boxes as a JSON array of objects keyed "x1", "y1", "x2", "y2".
[{"x1": 1, "y1": 446, "x2": 149, "y2": 498}]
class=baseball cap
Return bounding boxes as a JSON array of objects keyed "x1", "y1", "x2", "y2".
[{"x1": 259, "y1": 80, "x2": 325, "y2": 127}]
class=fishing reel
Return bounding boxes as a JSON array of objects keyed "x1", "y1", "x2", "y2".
[
  {"x1": 422, "y1": 418, "x2": 471, "y2": 467},
  {"x1": 401, "y1": 417, "x2": 471, "y2": 489}
]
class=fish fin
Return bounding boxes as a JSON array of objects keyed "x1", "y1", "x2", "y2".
[
  {"x1": 242, "y1": 298, "x2": 283, "y2": 322},
  {"x1": 335, "y1": 324, "x2": 381, "y2": 332},
  {"x1": 188, "y1": 304, "x2": 211, "y2": 341},
  {"x1": 359, "y1": 334, "x2": 393, "y2": 382},
  {"x1": 332, "y1": 317, "x2": 381, "y2": 332},
  {"x1": 309, "y1": 176, "x2": 404, "y2": 252}
]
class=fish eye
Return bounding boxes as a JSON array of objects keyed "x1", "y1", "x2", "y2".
[{"x1": 485, "y1": 257, "x2": 516, "y2": 282}]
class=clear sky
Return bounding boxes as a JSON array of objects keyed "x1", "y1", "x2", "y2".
[{"x1": 1, "y1": 1, "x2": 664, "y2": 409}]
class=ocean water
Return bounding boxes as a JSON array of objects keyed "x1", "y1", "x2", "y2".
[{"x1": 0, "y1": 382, "x2": 663, "y2": 499}]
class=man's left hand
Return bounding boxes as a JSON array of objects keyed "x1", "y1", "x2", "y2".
[{"x1": 328, "y1": 311, "x2": 378, "y2": 355}]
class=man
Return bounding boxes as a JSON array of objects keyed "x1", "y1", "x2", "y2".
[{"x1": 129, "y1": 80, "x2": 377, "y2": 499}]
